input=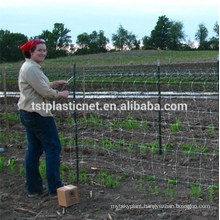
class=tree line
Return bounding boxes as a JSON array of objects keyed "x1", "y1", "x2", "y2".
[{"x1": 0, "y1": 15, "x2": 219, "y2": 62}]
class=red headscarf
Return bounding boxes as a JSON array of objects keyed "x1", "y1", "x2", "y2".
[{"x1": 20, "y1": 39, "x2": 45, "y2": 52}]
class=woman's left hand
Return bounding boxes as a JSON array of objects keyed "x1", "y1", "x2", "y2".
[{"x1": 51, "y1": 80, "x2": 69, "y2": 88}]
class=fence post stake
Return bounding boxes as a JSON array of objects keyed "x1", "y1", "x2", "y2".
[
  {"x1": 82, "y1": 66, "x2": 86, "y2": 121},
  {"x1": 73, "y1": 63, "x2": 79, "y2": 183},
  {"x1": 157, "y1": 60, "x2": 162, "y2": 155}
]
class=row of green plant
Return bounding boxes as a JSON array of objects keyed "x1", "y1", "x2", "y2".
[
  {"x1": 60, "y1": 133, "x2": 218, "y2": 157},
  {"x1": 136, "y1": 174, "x2": 219, "y2": 202},
  {"x1": 0, "y1": 156, "x2": 122, "y2": 189},
  {"x1": 3, "y1": 76, "x2": 218, "y2": 87},
  {"x1": 60, "y1": 132, "x2": 218, "y2": 157},
  {"x1": 75, "y1": 114, "x2": 149, "y2": 130},
  {"x1": 39, "y1": 160, "x2": 122, "y2": 189},
  {"x1": 170, "y1": 118, "x2": 216, "y2": 135},
  {"x1": 65, "y1": 115, "x2": 217, "y2": 136},
  {"x1": 1, "y1": 156, "x2": 218, "y2": 202}
]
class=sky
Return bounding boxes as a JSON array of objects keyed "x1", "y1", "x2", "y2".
[{"x1": 0, "y1": 0, "x2": 219, "y2": 46}]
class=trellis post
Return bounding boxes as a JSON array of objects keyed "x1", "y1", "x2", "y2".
[
  {"x1": 157, "y1": 60, "x2": 162, "y2": 155},
  {"x1": 73, "y1": 63, "x2": 79, "y2": 183}
]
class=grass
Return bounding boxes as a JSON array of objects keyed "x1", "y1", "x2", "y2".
[{"x1": 0, "y1": 50, "x2": 218, "y2": 69}]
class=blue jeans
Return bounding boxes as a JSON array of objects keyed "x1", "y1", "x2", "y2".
[{"x1": 19, "y1": 110, "x2": 63, "y2": 195}]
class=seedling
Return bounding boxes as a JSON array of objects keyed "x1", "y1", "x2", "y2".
[
  {"x1": 146, "y1": 141, "x2": 159, "y2": 154},
  {"x1": 137, "y1": 174, "x2": 143, "y2": 190},
  {"x1": 163, "y1": 142, "x2": 173, "y2": 154},
  {"x1": 9, "y1": 132, "x2": 22, "y2": 144},
  {"x1": 128, "y1": 142, "x2": 138, "y2": 154},
  {"x1": 124, "y1": 173, "x2": 130, "y2": 178},
  {"x1": 214, "y1": 148, "x2": 219, "y2": 157},
  {"x1": 140, "y1": 144, "x2": 147, "y2": 154},
  {"x1": 68, "y1": 170, "x2": 77, "y2": 184},
  {"x1": 190, "y1": 184, "x2": 203, "y2": 199},
  {"x1": 60, "y1": 165, "x2": 70, "y2": 181},
  {"x1": 209, "y1": 184, "x2": 219, "y2": 202},
  {"x1": 67, "y1": 119, "x2": 75, "y2": 126},
  {"x1": 121, "y1": 115, "x2": 140, "y2": 130},
  {"x1": 166, "y1": 188, "x2": 174, "y2": 199},
  {"x1": 39, "y1": 160, "x2": 46, "y2": 179},
  {"x1": 117, "y1": 139, "x2": 126, "y2": 151},
  {"x1": 2, "y1": 113, "x2": 19, "y2": 123},
  {"x1": 207, "y1": 123, "x2": 215, "y2": 134},
  {"x1": 167, "y1": 179, "x2": 179, "y2": 185},
  {"x1": 8, "y1": 159, "x2": 17, "y2": 174},
  {"x1": 59, "y1": 133, "x2": 68, "y2": 147},
  {"x1": 98, "y1": 171, "x2": 121, "y2": 188},
  {"x1": 86, "y1": 114, "x2": 103, "y2": 127},
  {"x1": 0, "y1": 157, "x2": 6, "y2": 172},
  {"x1": 146, "y1": 176, "x2": 156, "y2": 181},
  {"x1": 149, "y1": 185, "x2": 159, "y2": 195},
  {"x1": 19, "y1": 165, "x2": 25, "y2": 177},
  {"x1": 182, "y1": 144, "x2": 199, "y2": 157},
  {"x1": 80, "y1": 169, "x2": 88, "y2": 184},
  {"x1": 106, "y1": 175, "x2": 121, "y2": 188},
  {"x1": 102, "y1": 139, "x2": 115, "y2": 150},
  {"x1": 170, "y1": 118, "x2": 182, "y2": 132}
]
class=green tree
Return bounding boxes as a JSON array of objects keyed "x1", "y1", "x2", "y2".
[
  {"x1": 168, "y1": 21, "x2": 185, "y2": 50},
  {"x1": 112, "y1": 25, "x2": 137, "y2": 50},
  {"x1": 76, "y1": 30, "x2": 109, "y2": 54},
  {"x1": 52, "y1": 23, "x2": 72, "y2": 49},
  {"x1": 213, "y1": 21, "x2": 219, "y2": 36},
  {"x1": 0, "y1": 32, "x2": 27, "y2": 62},
  {"x1": 209, "y1": 22, "x2": 219, "y2": 50},
  {"x1": 38, "y1": 23, "x2": 72, "y2": 58},
  {"x1": 133, "y1": 39, "x2": 141, "y2": 50},
  {"x1": 195, "y1": 23, "x2": 209, "y2": 49},
  {"x1": 143, "y1": 15, "x2": 185, "y2": 50},
  {"x1": 88, "y1": 30, "x2": 109, "y2": 53},
  {"x1": 142, "y1": 36, "x2": 153, "y2": 49},
  {"x1": 76, "y1": 32, "x2": 90, "y2": 48},
  {"x1": 150, "y1": 15, "x2": 172, "y2": 49},
  {"x1": 0, "y1": 29, "x2": 10, "y2": 41}
]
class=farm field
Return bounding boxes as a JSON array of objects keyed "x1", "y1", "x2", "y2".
[
  {"x1": 0, "y1": 51, "x2": 219, "y2": 219},
  {"x1": 0, "y1": 50, "x2": 219, "y2": 69}
]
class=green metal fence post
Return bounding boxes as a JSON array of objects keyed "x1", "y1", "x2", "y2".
[
  {"x1": 73, "y1": 63, "x2": 79, "y2": 183},
  {"x1": 157, "y1": 59, "x2": 162, "y2": 155}
]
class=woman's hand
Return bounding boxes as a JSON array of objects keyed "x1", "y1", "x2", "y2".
[
  {"x1": 58, "y1": 90, "x2": 69, "y2": 99},
  {"x1": 51, "y1": 80, "x2": 69, "y2": 89}
]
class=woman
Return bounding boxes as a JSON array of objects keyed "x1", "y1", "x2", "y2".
[{"x1": 18, "y1": 39, "x2": 69, "y2": 197}]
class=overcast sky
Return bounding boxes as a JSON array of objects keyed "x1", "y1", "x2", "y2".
[{"x1": 0, "y1": 0, "x2": 219, "y2": 45}]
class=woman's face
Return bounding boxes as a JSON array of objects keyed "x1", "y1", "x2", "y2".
[{"x1": 30, "y1": 43, "x2": 47, "y2": 64}]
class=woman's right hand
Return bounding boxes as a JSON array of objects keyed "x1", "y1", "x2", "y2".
[{"x1": 58, "y1": 90, "x2": 69, "y2": 99}]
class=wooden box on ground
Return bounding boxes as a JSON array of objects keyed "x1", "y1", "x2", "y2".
[{"x1": 57, "y1": 185, "x2": 80, "y2": 207}]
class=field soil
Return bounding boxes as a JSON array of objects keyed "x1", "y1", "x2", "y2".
[{"x1": 0, "y1": 96, "x2": 218, "y2": 220}]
